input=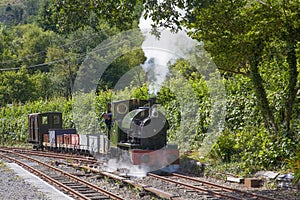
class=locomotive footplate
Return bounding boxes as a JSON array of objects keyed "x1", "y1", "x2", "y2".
[{"x1": 117, "y1": 142, "x2": 141, "y2": 150}]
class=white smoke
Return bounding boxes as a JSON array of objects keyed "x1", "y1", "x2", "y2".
[
  {"x1": 104, "y1": 158, "x2": 149, "y2": 177},
  {"x1": 139, "y1": 12, "x2": 185, "y2": 95}
]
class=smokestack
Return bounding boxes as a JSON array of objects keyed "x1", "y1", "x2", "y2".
[
  {"x1": 148, "y1": 97, "x2": 157, "y2": 118},
  {"x1": 148, "y1": 97, "x2": 156, "y2": 108}
]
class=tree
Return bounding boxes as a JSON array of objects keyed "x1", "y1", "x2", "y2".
[
  {"x1": 0, "y1": 66, "x2": 55, "y2": 107},
  {"x1": 45, "y1": 46, "x2": 77, "y2": 99},
  {"x1": 47, "y1": 0, "x2": 144, "y2": 33},
  {"x1": 13, "y1": 24, "x2": 59, "y2": 71},
  {"x1": 0, "y1": 23, "x2": 18, "y2": 69},
  {"x1": 143, "y1": 0, "x2": 300, "y2": 137},
  {"x1": 99, "y1": 49, "x2": 146, "y2": 90},
  {"x1": 0, "y1": 67, "x2": 35, "y2": 105},
  {"x1": 37, "y1": 0, "x2": 59, "y2": 32}
]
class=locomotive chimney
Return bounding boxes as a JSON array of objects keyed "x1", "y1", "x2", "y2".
[
  {"x1": 148, "y1": 97, "x2": 156, "y2": 107},
  {"x1": 148, "y1": 97, "x2": 157, "y2": 117}
]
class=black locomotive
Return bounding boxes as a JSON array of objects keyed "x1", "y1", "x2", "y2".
[{"x1": 110, "y1": 98, "x2": 179, "y2": 168}]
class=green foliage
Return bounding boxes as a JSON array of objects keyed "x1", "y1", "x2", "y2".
[
  {"x1": 0, "y1": 67, "x2": 54, "y2": 106},
  {"x1": 72, "y1": 92, "x2": 102, "y2": 134},
  {"x1": 0, "y1": 23, "x2": 17, "y2": 69},
  {"x1": 36, "y1": 0, "x2": 58, "y2": 32},
  {"x1": 289, "y1": 145, "x2": 300, "y2": 185},
  {"x1": 210, "y1": 129, "x2": 238, "y2": 163},
  {"x1": 211, "y1": 70, "x2": 299, "y2": 174},
  {"x1": 0, "y1": 96, "x2": 73, "y2": 145},
  {"x1": 130, "y1": 84, "x2": 149, "y2": 100},
  {"x1": 14, "y1": 24, "x2": 57, "y2": 68},
  {"x1": 144, "y1": 0, "x2": 300, "y2": 137},
  {"x1": 224, "y1": 74, "x2": 261, "y2": 130},
  {"x1": 157, "y1": 60, "x2": 212, "y2": 151},
  {"x1": 99, "y1": 49, "x2": 146, "y2": 90},
  {"x1": 0, "y1": 23, "x2": 63, "y2": 71},
  {"x1": 95, "y1": 90, "x2": 113, "y2": 113},
  {"x1": 1, "y1": 22, "x2": 143, "y2": 103},
  {"x1": 210, "y1": 126, "x2": 297, "y2": 175},
  {"x1": 48, "y1": 0, "x2": 144, "y2": 32}
]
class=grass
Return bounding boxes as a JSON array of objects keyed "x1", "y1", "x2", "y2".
[
  {"x1": 0, "y1": 161, "x2": 14, "y2": 174},
  {"x1": 0, "y1": 161, "x2": 6, "y2": 168}
]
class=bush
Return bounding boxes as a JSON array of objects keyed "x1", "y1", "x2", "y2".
[
  {"x1": 209, "y1": 126, "x2": 297, "y2": 175},
  {"x1": 209, "y1": 129, "x2": 238, "y2": 163},
  {"x1": 289, "y1": 144, "x2": 300, "y2": 185}
]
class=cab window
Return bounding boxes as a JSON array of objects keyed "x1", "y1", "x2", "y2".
[
  {"x1": 42, "y1": 116, "x2": 48, "y2": 124},
  {"x1": 53, "y1": 115, "x2": 60, "y2": 125}
]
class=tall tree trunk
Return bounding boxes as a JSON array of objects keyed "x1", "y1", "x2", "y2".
[
  {"x1": 249, "y1": 42, "x2": 278, "y2": 135},
  {"x1": 285, "y1": 37, "x2": 298, "y2": 135}
]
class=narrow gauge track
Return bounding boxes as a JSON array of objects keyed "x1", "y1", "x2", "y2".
[
  {"x1": 171, "y1": 173, "x2": 275, "y2": 200},
  {"x1": 0, "y1": 146, "x2": 98, "y2": 164},
  {"x1": 0, "y1": 147, "x2": 277, "y2": 199},
  {"x1": 70, "y1": 163, "x2": 180, "y2": 199},
  {"x1": 0, "y1": 149, "x2": 124, "y2": 200},
  {"x1": 148, "y1": 173, "x2": 275, "y2": 200},
  {"x1": 30, "y1": 154, "x2": 276, "y2": 200}
]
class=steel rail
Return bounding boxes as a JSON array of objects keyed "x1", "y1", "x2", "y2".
[
  {"x1": 13, "y1": 150, "x2": 98, "y2": 164},
  {"x1": 1, "y1": 147, "x2": 97, "y2": 163},
  {"x1": 172, "y1": 173, "x2": 275, "y2": 200},
  {"x1": 148, "y1": 172, "x2": 240, "y2": 200}
]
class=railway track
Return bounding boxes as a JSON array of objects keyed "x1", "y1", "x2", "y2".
[
  {"x1": 0, "y1": 148, "x2": 124, "y2": 200},
  {"x1": 147, "y1": 172, "x2": 276, "y2": 200},
  {"x1": 70, "y1": 163, "x2": 180, "y2": 199},
  {"x1": 0, "y1": 147, "x2": 282, "y2": 199},
  {"x1": 0, "y1": 146, "x2": 98, "y2": 164},
  {"x1": 0, "y1": 147, "x2": 178, "y2": 199},
  {"x1": 65, "y1": 162, "x2": 277, "y2": 200},
  {"x1": 171, "y1": 173, "x2": 275, "y2": 200}
]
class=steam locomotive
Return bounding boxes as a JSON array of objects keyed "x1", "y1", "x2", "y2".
[{"x1": 28, "y1": 98, "x2": 179, "y2": 171}]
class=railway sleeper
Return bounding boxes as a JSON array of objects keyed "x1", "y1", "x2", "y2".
[
  {"x1": 59, "y1": 181, "x2": 76, "y2": 185},
  {"x1": 68, "y1": 185, "x2": 88, "y2": 188},
  {"x1": 50, "y1": 175, "x2": 67, "y2": 180},
  {"x1": 143, "y1": 186, "x2": 178, "y2": 199},
  {"x1": 84, "y1": 193, "x2": 107, "y2": 197},
  {"x1": 89, "y1": 196, "x2": 110, "y2": 200},
  {"x1": 77, "y1": 189, "x2": 98, "y2": 194}
]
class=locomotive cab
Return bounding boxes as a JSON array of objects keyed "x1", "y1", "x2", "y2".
[{"x1": 28, "y1": 112, "x2": 62, "y2": 149}]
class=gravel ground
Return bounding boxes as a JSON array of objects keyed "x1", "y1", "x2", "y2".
[{"x1": 0, "y1": 160, "x2": 49, "y2": 200}]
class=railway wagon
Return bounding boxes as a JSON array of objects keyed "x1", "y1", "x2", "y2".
[
  {"x1": 45, "y1": 129, "x2": 77, "y2": 152},
  {"x1": 78, "y1": 134, "x2": 109, "y2": 156}
]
